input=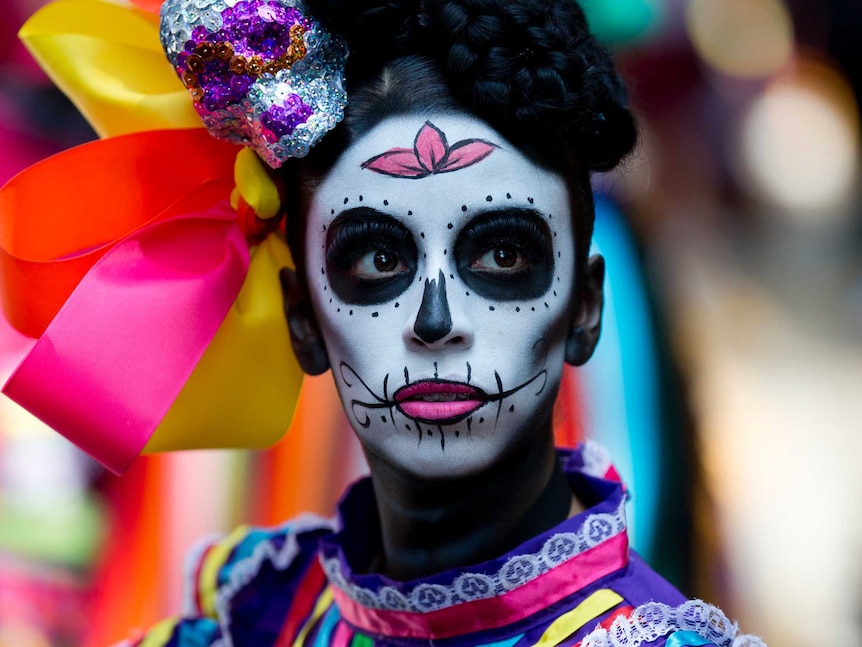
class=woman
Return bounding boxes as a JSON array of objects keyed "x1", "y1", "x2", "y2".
[{"x1": 2, "y1": 0, "x2": 763, "y2": 644}]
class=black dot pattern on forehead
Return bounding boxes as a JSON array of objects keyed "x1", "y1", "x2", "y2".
[
  {"x1": 449, "y1": 274, "x2": 454, "y2": 279},
  {"x1": 489, "y1": 306, "x2": 495, "y2": 311},
  {"x1": 544, "y1": 302, "x2": 549, "y2": 308},
  {"x1": 331, "y1": 209, "x2": 335, "y2": 215},
  {"x1": 443, "y1": 249, "x2": 447, "y2": 255},
  {"x1": 320, "y1": 267, "x2": 325, "y2": 275},
  {"x1": 447, "y1": 223, "x2": 453, "y2": 229},
  {"x1": 322, "y1": 224, "x2": 327, "y2": 231},
  {"x1": 528, "y1": 197, "x2": 534, "y2": 204},
  {"x1": 509, "y1": 404, "x2": 515, "y2": 413},
  {"x1": 479, "y1": 417, "x2": 485, "y2": 423},
  {"x1": 461, "y1": 205, "x2": 468, "y2": 212},
  {"x1": 408, "y1": 210, "x2": 413, "y2": 216},
  {"x1": 349, "y1": 309, "x2": 354, "y2": 315},
  {"x1": 506, "y1": 193, "x2": 512, "y2": 199},
  {"x1": 420, "y1": 232, "x2": 425, "y2": 238},
  {"x1": 372, "y1": 312, "x2": 379, "y2": 318},
  {"x1": 359, "y1": 195, "x2": 364, "y2": 202},
  {"x1": 329, "y1": 298, "x2": 332, "y2": 303},
  {"x1": 531, "y1": 307, "x2": 536, "y2": 311},
  {"x1": 554, "y1": 291, "x2": 558, "y2": 297},
  {"x1": 384, "y1": 200, "x2": 389, "y2": 206},
  {"x1": 515, "y1": 307, "x2": 521, "y2": 312},
  {"x1": 466, "y1": 291, "x2": 470, "y2": 296},
  {"x1": 395, "y1": 302, "x2": 400, "y2": 308},
  {"x1": 486, "y1": 195, "x2": 493, "y2": 202},
  {"x1": 343, "y1": 197, "x2": 349, "y2": 204}
]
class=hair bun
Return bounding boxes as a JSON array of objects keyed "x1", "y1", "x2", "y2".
[
  {"x1": 302, "y1": 0, "x2": 422, "y2": 79},
  {"x1": 423, "y1": 0, "x2": 637, "y2": 170}
]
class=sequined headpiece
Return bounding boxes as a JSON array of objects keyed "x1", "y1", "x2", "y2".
[{"x1": 160, "y1": 0, "x2": 348, "y2": 167}]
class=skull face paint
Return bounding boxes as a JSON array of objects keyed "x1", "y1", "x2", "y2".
[{"x1": 305, "y1": 115, "x2": 577, "y2": 478}]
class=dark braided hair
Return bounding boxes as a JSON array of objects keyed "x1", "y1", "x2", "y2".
[{"x1": 284, "y1": 0, "x2": 637, "y2": 285}]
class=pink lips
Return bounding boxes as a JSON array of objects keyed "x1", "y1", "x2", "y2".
[{"x1": 393, "y1": 381, "x2": 485, "y2": 424}]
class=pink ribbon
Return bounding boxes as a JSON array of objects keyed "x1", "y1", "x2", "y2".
[{"x1": 3, "y1": 202, "x2": 248, "y2": 474}]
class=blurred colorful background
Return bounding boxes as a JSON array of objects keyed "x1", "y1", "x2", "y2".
[{"x1": 0, "y1": 0, "x2": 860, "y2": 645}]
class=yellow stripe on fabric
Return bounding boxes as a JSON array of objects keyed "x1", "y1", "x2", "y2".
[
  {"x1": 530, "y1": 589, "x2": 624, "y2": 647},
  {"x1": 292, "y1": 586, "x2": 335, "y2": 647},
  {"x1": 199, "y1": 525, "x2": 250, "y2": 618},
  {"x1": 138, "y1": 617, "x2": 181, "y2": 647}
]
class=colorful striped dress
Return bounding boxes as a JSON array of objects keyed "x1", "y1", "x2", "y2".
[{"x1": 124, "y1": 445, "x2": 764, "y2": 647}]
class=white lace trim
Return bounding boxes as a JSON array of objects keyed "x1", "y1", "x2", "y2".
[
  {"x1": 323, "y1": 496, "x2": 627, "y2": 614},
  {"x1": 580, "y1": 600, "x2": 767, "y2": 647},
  {"x1": 580, "y1": 439, "x2": 615, "y2": 480},
  {"x1": 203, "y1": 514, "x2": 336, "y2": 647}
]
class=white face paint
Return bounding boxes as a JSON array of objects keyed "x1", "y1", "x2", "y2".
[{"x1": 305, "y1": 114, "x2": 577, "y2": 479}]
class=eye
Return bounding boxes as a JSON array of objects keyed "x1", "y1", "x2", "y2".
[
  {"x1": 454, "y1": 209, "x2": 554, "y2": 301},
  {"x1": 325, "y1": 208, "x2": 418, "y2": 305},
  {"x1": 470, "y1": 245, "x2": 530, "y2": 273},
  {"x1": 352, "y1": 249, "x2": 409, "y2": 279}
]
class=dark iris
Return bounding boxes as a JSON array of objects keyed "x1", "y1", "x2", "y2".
[
  {"x1": 374, "y1": 251, "x2": 398, "y2": 272},
  {"x1": 493, "y1": 247, "x2": 518, "y2": 268}
]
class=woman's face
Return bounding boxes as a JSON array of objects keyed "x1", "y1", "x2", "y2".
[{"x1": 303, "y1": 114, "x2": 580, "y2": 479}]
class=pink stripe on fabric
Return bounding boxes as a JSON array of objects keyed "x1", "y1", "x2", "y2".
[
  {"x1": 333, "y1": 532, "x2": 629, "y2": 640},
  {"x1": 331, "y1": 620, "x2": 353, "y2": 647},
  {"x1": 3, "y1": 203, "x2": 248, "y2": 474}
]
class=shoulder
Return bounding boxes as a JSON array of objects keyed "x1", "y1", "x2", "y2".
[
  {"x1": 182, "y1": 513, "x2": 336, "y2": 620},
  {"x1": 578, "y1": 598, "x2": 766, "y2": 647},
  {"x1": 121, "y1": 514, "x2": 336, "y2": 647}
]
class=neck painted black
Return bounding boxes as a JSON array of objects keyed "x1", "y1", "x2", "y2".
[{"x1": 365, "y1": 417, "x2": 573, "y2": 582}]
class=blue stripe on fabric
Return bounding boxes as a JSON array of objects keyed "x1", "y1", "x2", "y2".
[
  {"x1": 312, "y1": 604, "x2": 341, "y2": 647},
  {"x1": 475, "y1": 635, "x2": 526, "y2": 647},
  {"x1": 664, "y1": 630, "x2": 717, "y2": 647}
]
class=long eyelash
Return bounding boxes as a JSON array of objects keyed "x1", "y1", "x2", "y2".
[
  {"x1": 464, "y1": 212, "x2": 549, "y2": 258},
  {"x1": 327, "y1": 219, "x2": 410, "y2": 268}
]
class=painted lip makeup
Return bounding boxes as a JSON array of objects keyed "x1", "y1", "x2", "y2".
[{"x1": 393, "y1": 380, "x2": 487, "y2": 425}]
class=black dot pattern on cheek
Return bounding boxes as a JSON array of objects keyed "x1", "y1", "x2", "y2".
[
  {"x1": 329, "y1": 298, "x2": 333, "y2": 303},
  {"x1": 461, "y1": 205, "x2": 468, "y2": 212},
  {"x1": 359, "y1": 195, "x2": 364, "y2": 202},
  {"x1": 372, "y1": 312, "x2": 379, "y2": 318},
  {"x1": 528, "y1": 197, "x2": 534, "y2": 204},
  {"x1": 343, "y1": 197, "x2": 349, "y2": 205},
  {"x1": 466, "y1": 291, "x2": 470, "y2": 296},
  {"x1": 447, "y1": 223, "x2": 453, "y2": 229},
  {"x1": 531, "y1": 307, "x2": 536, "y2": 312},
  {"x1": 455, "y1": 431, "x2": 460, "y2": 437},
  {"x1": 406, "y1": 424, "x2": 411, "y2": 431},
  {"x1": 486, "y1": 195, "x2": 493, "y2": 202},
  {"x1": 331, "y1": 209, "x2": 335, "y2": 215},
  {"x1": 558, "y1": 252, "x2": 561, "y2": 258},
  {"x1": 509, "y1": 405, "x2": 515, "y2": 413},
  {"x1": 427, "y1": 429, "x2": 432, "y2": 437},
  {"x1": 557, "y1": 276, "x2": 561, "y2": 282},
  {"x1": 479, "y1": 417, "x2": 485, "y2": 423},
  {"x1": 408, "y1": 210, "x2": 413, "y2": 216},
  {"x1": 554, "y1": 291, "x2": 557, "y2": 297},
  {"x1": 506, "y1": 193, "x2": 512, "y2": 199},
  {"x1": 349, "y1": 310, "x2": 353, "y2": 316},
  {"x1": 516, "y1": 307, "x2": 521, "y2": 312},
  {"x1": 443, "y1": 249, "x2": 447, "y2": 256},
  {"x1": 489, "y1": 306, "x2": 495, "y2": 311},
  {"x1": 337, "y1": 308, "x2": 341, "y2": 313},
  {"x1": 420, "y1": 232, "x2": 425, "y2": 238},
  {"x1": 395, "y1": 302, "x2": 400, "y2": 308},
  {"x1": 449, "y1": 274, "x2": 454, "y2": 279},
  {"x1": 544, "y1": 302, "x2": 549, "y2": 309},
  {"x1": 320, "y1": 267, "x2": 325, "y2": 275},
  {"x1": 381, "y1": 415, "x2": 386, "y2": 422}
]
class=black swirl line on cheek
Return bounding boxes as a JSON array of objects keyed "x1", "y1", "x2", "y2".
[{"x1": 340, "y1": 362, "x2": 395, "y2": 428}]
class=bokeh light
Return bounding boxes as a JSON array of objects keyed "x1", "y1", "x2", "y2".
[
  {"x1": 736, "y1": 57, "x2": 860, "y2": 219},
  {"x1": 686, "y1": 0, "x2": 794, "y2": 79}
]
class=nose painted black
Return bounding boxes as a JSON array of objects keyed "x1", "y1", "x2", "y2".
[{"x1": 414, "y1": 270, "x2": 453, "y2": 344}]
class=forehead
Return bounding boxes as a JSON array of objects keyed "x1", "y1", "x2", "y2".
[{"x1": 311, "y1": 114, "x2": 570, "y2": 219}]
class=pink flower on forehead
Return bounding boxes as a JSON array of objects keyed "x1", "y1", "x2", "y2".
[{"x1": 362, "y1": 121, "x2": 498, "y2": 179}]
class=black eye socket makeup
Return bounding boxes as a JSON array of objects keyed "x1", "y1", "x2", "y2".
[
  {"x1": 326, "y1": 207, "x2": 418, "y2": 305},
  {"x1": 454, "y1": 209, "x2": 555, "y2": 300}
]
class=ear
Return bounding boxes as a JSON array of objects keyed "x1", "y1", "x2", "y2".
[
  {"x1": 565, "y1": 254, "x2": 605, "y2": 366},
  {"x1": 279, "y1": 268, "x2": 330, "y2": 375}
]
